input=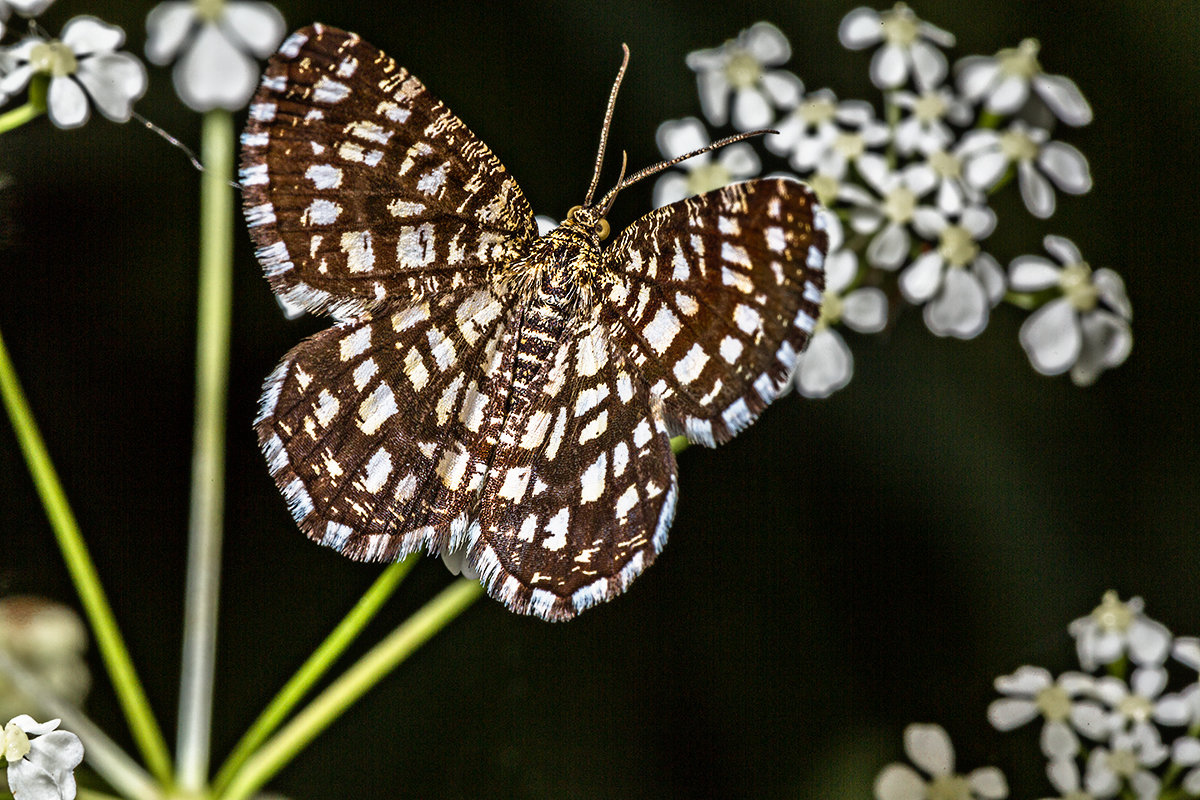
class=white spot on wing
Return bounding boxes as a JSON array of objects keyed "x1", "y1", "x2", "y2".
[{"x1": 673, "y1": 343, "x2": 710, "y2": 384}]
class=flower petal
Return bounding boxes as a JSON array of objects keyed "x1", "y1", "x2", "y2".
[
  {"x1": 960, "y1": 205, "x2": 996, "y2": 239},
  {"x1": 1020, "y1": 299, "x2": 1080, "y2": 375},
  {"x1": 744, "y1": 21, "x2": 790, "y2": 65},
  {"x1": 843, "y1": 287, "x2": 888, "y2": 333},
  {"x1": 795, "y1": 330, "x2": 852, "y2": 399},
  {"x1": 973, "y1": 252, "x2": 1006, "y2": 305},
  {"x1": 144, "y1": 2, "x2": 196, "y2": 65},
  {"x1": 987, "y1": 698, "x2": 1040, "y2": 731},
  {"x1": 46, "y1": 76, "x2": 90, "y2": 128},
  {"x1": 986, "y1": 74, "x2": 1029, "y2": 114},
  {"x1": 967, "y1": 766, "x2": 1008, "y2": 799},
  {"x1": 1154, "y1": 692, "x2": 1193, "y2": 726},
  {"x1": 867, "y1": 223, "x2": 910, "y2": 270},
  {"x1": 825, "y1": 248, "x2": 857, "y2": 292},
  {"x1": 731, "y1": 87, "x2": 771, "y2": 131},
  {"x1": 995, "y1": 665, "x2": 1053, "y2": 695},
  {"x1": 1034, "y1": 73, "x2": 1093, "y2": 126},
  {"x1": 911, "y1": 207, "x2": 945, "y2": 238},
  {"x1": 75, "y1": 52, "x2": 147, "y2": 121},
  {"x1": 1046, "y1": 757, "x2": 1081, "y2": 794},
  {"x1": 964, "y1": 150, "x2": 1009, "y2": 190},
  {"x1": 652, "y1": 173, "x2": 689, "y2": 209},
  {"x1": 1038, "y1": 141, "x2": 1092, "y2": 194},
  {"x1": 1009, "y1": 255, "x2": 1060, "y2": 291},
  {"x1": 221, "y1": 1, "x2": 286, "y2": 58},
  {"x1": 870, "y1": 43, "x2": 908, "y2": 89},
  {"x1": 838, "y1": 7, "x2": 883, "y2": 50},
  {"x1": 718, "y1": 142, "x2": 760, "y2": 179},
  {"x1": 1041, "y1": 719, "x2": 1080, "y2": 759},
  {"x1": 695, "y1": 70, "x2": 730, "y2": 127},
  {"x1": 1173, "y1": 638, "x2": 1200, "y2": 670},
  {"x1": 927, "y1": 268, "x2": 989, "y2": 338},
  {"x1": 656, "y1": 117, "x2": 710, "y2": 161},
  {"x1": 0, "y1": 63, "x2": 34, "y2": 95},
  {"x1": 1071, "y1": 701, "x2": 1110, "y2": 741},
  {"x1": 874, "y1": 763, "x2": 927, "y2": 800},
  {"x1": 904, "y1": 723, "x2": 954, "y2": 776},
  {"x1": 174, "y1": 22, "x2": 258, "y2": 111},
  {"x1": 1043, "y1": 234, "x2": 1083, "y2": 266},
  {"x1": 900, "y1": 252, "x2": 945, "y2": 303},
  {"x1": 955, "y1": 56, "x2": 999, "y2": 100},
  {"x1": 1128, "y1": 617, "x2": 1171, "y2": 666},
  {"x1": 1093, "y1": 269, "x2": 1132, "y2": 319},
  {"x1": 61, "y1": 15, "x2": 125, "y2": 55},
  {"x1": 910, "y1": 40, "x2": 948, "y2": 92},
  {"x1": 7, "y1": 756, "x2": 62, "y2": 800},
  {"x1": 760, "y1": 70, "x2": 804, "y2": 107},
  {"x1": 1018, "y1": 160, "x2": 1056, "y2": 218},
  {"x1": 1174, "y1": 737, "x2": 1200, "y2": 766}
]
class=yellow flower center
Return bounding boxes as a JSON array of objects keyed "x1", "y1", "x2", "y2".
[
  {"x1": 686, "y1": 162, "x2": 732, "y2": 197},
  {"x1": 997, "y1": 38, "x2": 1042, "y2": 79},
  {"x1": 3, "y1": 722, "x2": 31, "y2": 762},
  {"x1": 1060, "y1": 262, "x2": 1098, "y2": 312},
  {"x1": 1036, "y1": 685, "x2": 1071, "y2": 722},
  {"x1": 999, "y1": 129, "x2": 1039, "y2": 162},
  {"x1": 834, "y1": 131, "x2": 865, "y2": 159},
  {"x1": 881, "y1": 3, "x2": 919, "y2": 46},
  {"x1": 195, "y1": 0, "x2": 226, "y2": 23},
  {"x1": 725, "y1": 49, "x2": 762, "y2": 89},
  {"x1": 1118, "y1": 694, "x2": 1154, "y2": 723},
  {"x1": 913, "y1": 91, "x2": 947, "y2": 122},
  {"x1": 928, "y1": 150, "x2": 961, "y2": 179},
  {"x1": 809, "y1": 174, "x2": 840, "y2": 207},
  {"x1": 938, "y1": 224, "x2": 977, "y2": 267},
  {"x1": 816, "y1": 291, "x2": 843, "y2": 331},
  {"x1": 928, "y1": 774, "x2": 972, "y2": 800},
  {"x1": 29, "y1": 41, "x2": 77, "y2": 78},
  {"x1": 800, "y1": 97, "x2": 836, "y2": 126},
  {"x1": 882, "y1": 186, "x2": 917, "y2": 224},
  {"x1": 1091, "y1": 590, "x2": 1133, "y2": 632}
]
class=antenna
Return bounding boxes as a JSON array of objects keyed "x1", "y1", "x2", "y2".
[{"x1": 583, "y1": 43, "x2": 630, "y2": 209}]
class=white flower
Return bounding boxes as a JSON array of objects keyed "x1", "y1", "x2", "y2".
[
  {"x1": 956, "y1": 39, "x2": 1093, "y2": 126},
  {"x1": 875, "y1": 723, "x2": 1008, "y2": 800},
  {"x1": 0, "y1": 0, "x2": 55, "y2": 39},
  {"x1": 838, "y1": 3, "x2": 957, "y2": 91},
  {"x1": 685, "y1": 21, "x2": 803, "y2": 131},
  {"x1": 960, "y1": 122, "x2": 1091, "y2": 218},
  {"x1": 2, "y1": 716, "x2": 84, "y2": 800},
  {"x1": 146, "y1": 0, "x2": 285, "y2": 112},
  {"x1": 651, "y1": 117, "x2": 761, "y2": 208},
  {"x1": 1067, "y1": 592, "x2": 1170, "y2": 671},
  {"x1": 0, "y1": 17, "x2": 147, "y2": 129},
  {"x1": 848, "y1": 153, "x2": 937, "y2": 270},
  {"x1": 1084, "y1": 728, "x2": 1167, "y2": 800},
  {"x1": 1040, "y1": 757, "x2": 1107, "y2": 800},
  {"x1": 1091, "y1": 670, "x2": 1193, "y2": 740},
  {"x1": 1170, "y1": 735, "x2": 1200, "y2": 796},
  {"x1": 793, "y1": 213, "x2": 886, "y2": 398},
  {"x1": 901, "y1": 205, "x2": 1004, "y2": 339},
  {"x1": 922, "y1": 146, "x2": 983, "y2": 216},
  {"x1": 0, "y1": 597, "x2": 89, "y2": 723},
  {"x1": 891, "y1": 86, "x2": 972, "y2": 155},
  {"x1": 987, "y1": 666, "x2": 1103, "y2": 759},
  {"x1": 1011, "y1": 238, "x2": 1132, "y2": 385},
  {"x1": 1173, "y1": 638, "x2": 1200, "y2": 671},
  {"x1": 783, "y1": 92, "x2": 889, "y2": 177}
]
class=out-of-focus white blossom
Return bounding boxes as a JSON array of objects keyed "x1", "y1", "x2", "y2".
[
  {"x1": 839, "y1": 3, "x2": 956, "y2": 91},
  {"x1": 146, "y1": 0, "x2": 285, "y2": 111},
  {"x1": 651, "y1": 117, "x2": 760, "y2": 208},
  {"x1": 891, "y1": 86, "x2": 972, "y2": 155},
  {"x1": 0, "y1": 597, "x2": 89, "y2": 723},
  {"x1": 956, "y1": 38, "x2": 1093, "y2": 126},
  {"x1": 1068, "y1": 592, "x2": 1170, "y2": 671},
  {"x1": 960, "y1": 122, "x2": 1091, "y2": 218},
  {"x1": 0, "y1": 0, "x2": 56, "y2": 39},
  {"x1": 685, "y1": 22, "x2": 803, "y2": 131},
  {"x1": 987, "y1": 666, "x2": 1103, "y2": 759},
  {"x1": 848, "y1": 153, "x2": 937, "y2": 270},
  {"x1": 2, "y1": 716, "x2": 84, "y2": 800},
  {"x1": 875, "y1": 723, "x2": 1008, "y2": 800},
  {"x1": 1010, "y1": 238, "x2": 1132, "y2": 385},
  {"x1": 0, "y1": 17, "x2": 147, "y2": 128}
]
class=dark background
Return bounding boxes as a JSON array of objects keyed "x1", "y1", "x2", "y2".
[{"x1": 1, "y1": 0, "x2": 1196, "y2": 797}]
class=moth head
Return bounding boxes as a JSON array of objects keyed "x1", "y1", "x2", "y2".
[{"x1": 564, "y1": 205, "x2": 611, "y2": 242}]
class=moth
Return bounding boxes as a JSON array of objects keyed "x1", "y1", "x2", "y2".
[{"x1": 240, "y1": 24, "x2": 827, "y2": 621}]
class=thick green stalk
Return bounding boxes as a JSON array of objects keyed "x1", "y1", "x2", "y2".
[
  {"x1": 0, "y1": 327, "x2": 173, "y2": 784},
  {"x1": 176, "y1": 109, "x2": 235, "y2": 792},
  {"x1": 218, "y1": 579, "x2": 483, "y2": 800},
  {"x1": 212, "y1": 556, "x2": 419, "y2": 792},
  {"x1": 0, "y1": 78, "x2": 46, "y2": 135}
]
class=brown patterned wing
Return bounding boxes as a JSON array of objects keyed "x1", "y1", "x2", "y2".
[
  {"x1": 463, "y1": 318, "x2": 677, "y2": 621},
  {"x1": 240, "y1": 24, "x2": 537, "y2": 320},
  {"x1": 601, "y1": 178, "x2": 827, "y2": 446},
  {"x1": 256, "y1": 284, "x2": 517, "y2": 560}
]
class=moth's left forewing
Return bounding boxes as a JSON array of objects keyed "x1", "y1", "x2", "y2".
[{"x1": 602, "y1": 178, "x2": 828, "y2": 446}]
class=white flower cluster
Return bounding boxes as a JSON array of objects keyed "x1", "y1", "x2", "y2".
[
  {"x1": 877, "y1": 592, "x2": 1200, "y2": 800},
  {"x1": 662, "y1": 5, "x2": 1131, "y2": 398},
  {"x1": 0, "y1": 0, "x2": 284, "y2": 128},
  {"x1": 2, "y1": 715, "x2": 83, "y2": 800}
]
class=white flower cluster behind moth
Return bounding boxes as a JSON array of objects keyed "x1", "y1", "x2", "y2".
[
  {"x1": 239, "y1": 25, "x2": 827, "y2": 621},
  {"x1": 2, "y1": 716, "x2": 83, "y2": 800}
]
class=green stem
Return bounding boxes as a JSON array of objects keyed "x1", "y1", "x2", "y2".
[
  {"x1": 77, "y1": 791, "x2": 128, "y2": 800},
  {"x1": 0, "y1": 327, "x2": 174, "y2": 786},
  {"x1": 217, "y1": 579, "x2": 484, "y2": 800},
  {"x1": 176, "y1": 109, "x2": 236, "y2": 793},
  {"x1": 0, "y1": 78, "x2": 47, "y2": 135},
  {"x1": 212, "y1": 556, "x2": 420, "y2": 792}
]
